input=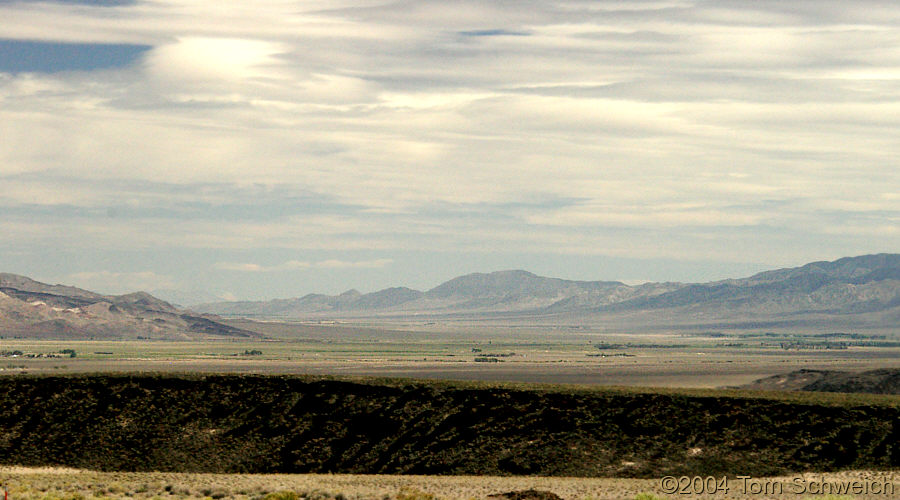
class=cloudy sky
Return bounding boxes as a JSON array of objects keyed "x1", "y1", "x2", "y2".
[{"x1": 1, "y1": 0, "x2": 898, "y2": 302}]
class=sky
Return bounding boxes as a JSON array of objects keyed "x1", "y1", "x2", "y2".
[{"x1": 1, "y1": 0, "x2": 898, "y2": 303}]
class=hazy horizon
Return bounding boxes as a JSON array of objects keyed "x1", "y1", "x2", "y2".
[{"x1": 8, "y1": 253, "x2": 894, "y2": 304}]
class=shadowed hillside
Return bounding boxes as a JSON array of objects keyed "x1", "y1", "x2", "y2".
[
  {"x1": 0, "y1": 274, "x2": 258, "y2": 340},
  {"x1": 0, "y1": 374, "x2": 897, "y2": 477},
  {"x1": 742, "y1": 368, "x2": 900, "y2": 395}
]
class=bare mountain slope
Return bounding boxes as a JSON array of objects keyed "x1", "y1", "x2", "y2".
[
  {"x1": 194, "y1": 254, "x2": 900, "y2": 331},
  {"x1": 604, "y1": 253, "x2": 900, "y2": 316},
  {"x1": 0, "y1": 273, "x2": 105, "y2": 301},
  {"x1": 196, "y1": 270, "x2": 642, "y2": 317},
  {"x1": 0, "y1": 274, "x2": 259, "y2": 340}
]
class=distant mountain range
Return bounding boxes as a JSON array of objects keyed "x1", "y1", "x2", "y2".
[
  {"x1": 194, "y1": 270, "x2": 665, "y2": 317},
  {"x1": 0, "y1": 273, "x2": 259, "y2": 340},
  {"x1": 194, "y1": 254, "x2": 900, "y2": 331},
  {"x1": 192, "y1": 270, "x2": 676, "y2": 317},
  {"x1": 2, "y1": 254, "x2": 899, "y2": 339}
]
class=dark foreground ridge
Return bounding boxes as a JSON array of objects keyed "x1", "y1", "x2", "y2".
[
  {"x1": 0, "y1": 374, "x2": 898, "y2": 477},
  {"x1": 742, "y1": 368, "x2": 900, "y2": 394}
]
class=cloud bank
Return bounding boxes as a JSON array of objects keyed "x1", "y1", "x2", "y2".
[{"x1": 0, "y1": 0, "x2": 898, "y2": 297}]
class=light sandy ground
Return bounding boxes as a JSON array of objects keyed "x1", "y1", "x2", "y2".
[{"x1": 0, "y1": 467, "x2": 898, "y2": 499}]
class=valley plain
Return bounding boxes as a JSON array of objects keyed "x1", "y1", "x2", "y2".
[{"x1": 4, "y1": 322, "x2": 900, "y2": 388}]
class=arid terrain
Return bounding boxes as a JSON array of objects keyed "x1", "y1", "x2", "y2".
[
  {"x1": 3, "y1": 255, "x2": 900, "y2": 343},
  {"x1": 4, "y1": 323, "x2": 900, "y2": 389},
  {"x1": 1, "y1": 466, "x2": 898, "y2": 499},
  {"x1": 7, "y1": 0, "x2": 900, "y2": 492},
  {"x1": 3, "y1": 256, "x2": 900, "y2": 499}
]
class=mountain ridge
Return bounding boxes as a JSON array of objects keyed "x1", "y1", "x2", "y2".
[
  {"x1": 0, "y1": 273, "x2": 260, "y2": 340},
  {"x1": 193, "y1": 254, "x2": 900, "y2": 331},
  {"x1": 4, "y1": 253, "x2": 899, "y2": 336}
]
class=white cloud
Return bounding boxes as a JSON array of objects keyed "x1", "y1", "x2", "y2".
[
  {"x1": 143, "y1": 36, "x2": 285, "y2": 84},
  {"x1": 0, "y1": 0, "x2": 899, "y2": 294}
]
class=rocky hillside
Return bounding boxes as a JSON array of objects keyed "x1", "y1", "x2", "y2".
[
  {"x1": 0, "y1": 274, "x2": 259, "y2": 340},
  {"x1": 0, "y1": 374, "x2": 896, "y2": 477}
]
